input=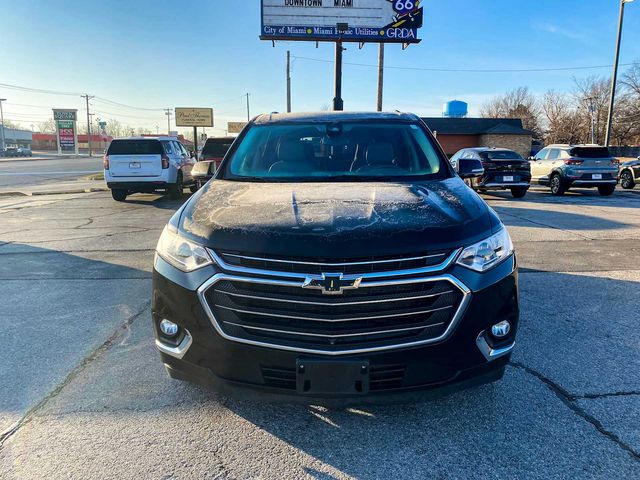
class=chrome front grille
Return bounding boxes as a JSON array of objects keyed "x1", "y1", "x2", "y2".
[{"x1": 198, "y1": 271, "x2": 470, "y2": 355}]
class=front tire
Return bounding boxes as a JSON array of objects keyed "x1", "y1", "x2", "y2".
[
  {"x1": 511, "y1": 187, "x2": 528, "y2": 198},
  {"x1": 620, "y1": 170, "x2": 635, "y2": 190},
  {"x1": 598, "y1": 185, "x2": 616, "y2": 196},
  {"x1": 550, "y1": 174, "x2": 566, "y2": 196},
  {"x1": 111, "y1": 189, "x2": 127, "y2": 202}
]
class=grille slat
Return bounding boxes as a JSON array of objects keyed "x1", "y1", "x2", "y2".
[{"x1": 217, "y1": 250, "x2": 452, "y2": 276}]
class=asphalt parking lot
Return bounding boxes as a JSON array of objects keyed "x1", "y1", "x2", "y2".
[{"x1": 1, "y1": 186, "x2": 639, "y2": 479}]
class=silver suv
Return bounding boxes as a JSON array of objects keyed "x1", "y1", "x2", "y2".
[{"x1": 530, "y1": 145, "x2": 618, "y2": 196}]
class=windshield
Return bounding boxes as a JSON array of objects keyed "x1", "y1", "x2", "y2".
[
  {"x1": 107, "y1": 140, "x2": 162, "y2": 155},
  {"x1": 481, "y1": 150, "x2": 523, "y2": 160},
  {"x1": 202, "y1": 139, "x2": 232, "y2": 156},
  {"x1": 221, "y1": 122, "x2": 447, "y2": 182},
  {"x1": 569, "y1": 147, "x2": 611, "y2": 158}
]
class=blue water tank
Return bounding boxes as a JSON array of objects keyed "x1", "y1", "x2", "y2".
[{"x1": 443, "y1": 100, "x2": 468, "y2": 118}]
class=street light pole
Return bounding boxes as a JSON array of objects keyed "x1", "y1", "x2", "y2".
[
  {"x1": 0, "y1": 98, "x2": 6, "y2": 151},
  {"x1": 605, "y1": 0, "x2": 634, "y2": 147}
]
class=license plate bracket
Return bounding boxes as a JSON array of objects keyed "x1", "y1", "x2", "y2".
[{"x1": 296, "y1": 359, "x2": 370, "y2": 395}]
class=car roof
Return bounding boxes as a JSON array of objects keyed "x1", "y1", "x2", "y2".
[
  {"x1": 463, "y1": 147, "x2": 518, "y2": 153},
  {"x1": 252, "y1": 111, "x2": 420, "y2": 125},
  {"x1": 205, "y1": 136, "x2": 235, "y2": 142},
  {"x1": 545, "y1": 144, "x2": 605, "y2": 148},
  {"x1": 112, "y1": 136, "x2": 180, "y2": 141}
]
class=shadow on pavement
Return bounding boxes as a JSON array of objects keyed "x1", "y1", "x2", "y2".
[
  {"x1": 494, "y1": 205, "x2": 630, "y2": 231},
  {"x1": 483, "y1": 188, "x2": 640, "y2": 209},
  {"x1": 117, "y1": 192, "x2": 192, "y2": 210}
]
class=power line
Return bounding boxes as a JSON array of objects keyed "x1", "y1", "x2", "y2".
[{"x1": 292, "y1": 55, "x2": 635, "y2": 74}]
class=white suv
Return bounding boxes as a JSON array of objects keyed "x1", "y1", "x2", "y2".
[{"x1": 103, "y1": 137, "x2": 195, "y2": 201}]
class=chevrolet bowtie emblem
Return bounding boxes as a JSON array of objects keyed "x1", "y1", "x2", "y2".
[{"x1": 302, "y1": 273, "x2": 362, "y2": 295}]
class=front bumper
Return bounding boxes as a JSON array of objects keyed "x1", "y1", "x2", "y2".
[{"x1": 152, "y1": 252, "x2": 519, "y2": 403}]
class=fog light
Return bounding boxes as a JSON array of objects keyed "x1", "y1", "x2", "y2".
[
  {"x1": 491, "y1": 320, "x2": 511, "y2": 339},
  {"x1": 159, "y1": 319, "x2": 179, "y2": 337}
]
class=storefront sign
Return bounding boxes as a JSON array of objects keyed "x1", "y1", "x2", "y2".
[
  {"x1": 228, "y1": 121, "x2": 248, "y2": 134},
  {"x1": 175, "y1": 108, "x2": 214, "y2": 127}
]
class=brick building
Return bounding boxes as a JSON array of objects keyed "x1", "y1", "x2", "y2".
[{"x1": 422, "y1": 118, "x2": 533, "y2": 158}]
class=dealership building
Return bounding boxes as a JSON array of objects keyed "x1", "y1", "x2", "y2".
[{"x1": 0, "y1": 126, "x2": 32, "y2": 148}]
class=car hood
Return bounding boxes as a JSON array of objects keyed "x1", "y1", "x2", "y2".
[{"x1": 180, "y1": 178, "x2": 496, "y2": 258}]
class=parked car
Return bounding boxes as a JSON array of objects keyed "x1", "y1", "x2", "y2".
[
  {"x1": 619, "y1": 156, "x2": 640, "y2": 190},
  {"x1": 198, "y1": 136, "x2": 234, "y2": 170},
  {"x1": 16, "y1": 146, "x2": 32, "y2": 157},
  {"x1": 530, "y1": 144, "x2": 618, "y2": 196},
  {"x1": 190, "y1": 159, "x2": 217, "y2": 191},
  {"x1": 103, "y1": 137, "x2": 196, "y2": 202},
  {"x1": 152, "y1": 111, "x2": 519, "y2": 403},
  {"x1": 449, "y1": 147, "x2": 531, "y2": 198},
  {"x1": 1, "y1": 147, "x2": 19, "y2": 157}
]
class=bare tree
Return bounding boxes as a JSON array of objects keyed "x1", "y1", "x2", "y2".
[
  {"x1": 35, "y1": 119, "x2": 56, "y2": 133},
  {"x1": 622, "y1": 62, "x2": 640, "y2": 96},
  {"x1": 480, "y1": 87, "x2": 543, "y2": 138},
  {"x1": 542, "y1": 91, "x2": 585, "y2": 144}
]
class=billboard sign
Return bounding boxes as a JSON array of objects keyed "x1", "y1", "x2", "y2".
[
  {"x1": 175, "y1": 108, "x2": 214, "y2": 127},
  {"x1": 260, "y1": 0, "x2": 423, "y2": 43},
  {"x1": 57, "y1": 120, "x2": 76, "y2": 151},
  {"x1": 227, "y1": 121, "x2": 248, "y2": 134}
]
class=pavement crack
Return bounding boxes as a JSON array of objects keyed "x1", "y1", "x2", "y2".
[
  {"x1": 510, "y1": 361, "x2": 640, "y2": 460},
  {"x1": 0, "y1": 300, "x2": 151, "y2": 451},
  {"x1": 570, "y1": 391, "x2": 640, "y2": 401}
]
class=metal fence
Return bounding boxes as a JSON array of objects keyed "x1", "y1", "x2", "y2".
[{"x1": 609, "y1": 146, "x2": 640, "y2": 158}]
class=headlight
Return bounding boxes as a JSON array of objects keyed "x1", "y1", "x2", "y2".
[
  {"x1": 456, "y1": 228, "x2": 514, "y2": 272},
  {"x1": 156, "y1": 225, "x2": 212, "y2": 272}
]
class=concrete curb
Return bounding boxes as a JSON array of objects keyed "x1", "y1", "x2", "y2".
[
  {"x1": 0, "y1": 155, "x2": 94, "y2": 163},
  {"x1": 0, "y1": 188, "x2": 109, "y2": 198}
]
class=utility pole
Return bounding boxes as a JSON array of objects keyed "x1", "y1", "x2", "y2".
[
  {"x1": 376, "y1": 43, "x2": 385, "y2": 112},
  {"x1": 81, "y1": 94, "x2": 95, "y2": 156},
  {"x1": 164, "y1": 108, "x2": 172, "y2": 135},
  {"x1": 587, "y1": 97, "x2": 597, "y2": 144},
  {"x1": 246, "y1": 93, "x2": 251, "y2": 121},
  {"x1": 333, "y1": 41, "x2": 345, "y2": 111},
  {"x1": 605, "y1": 0, "x2": 635, "y2": 147},
  {"x1": 286, "y1": 50, "x2": 292, "y2": 113},
  {"x1": 0, "y1": 98, "x2": 6, "y2": 151}
]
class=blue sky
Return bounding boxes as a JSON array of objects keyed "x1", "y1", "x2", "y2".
[{"x1": 1, "y1": 0, "x2": 639, "y2": 135}]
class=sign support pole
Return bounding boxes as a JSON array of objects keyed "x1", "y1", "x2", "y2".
[
  {"x1": 377, "y1": 43, "x2": 385, "y2": 112},
  {"x1": 333, "y1": 41, "x2": 344, "y2": 111},
  {"x1": 56, "y1": 120, "x2": 61, "y2": 156},
  {"x1": 73, "y1": 120, "x2": 79, "y2": 156},
  {"x1": 193, "y1": 126, "x2": 198, "y2": 156},
  {"x1": 286, "y1": 50, "x2": 292, "y2": 113}
]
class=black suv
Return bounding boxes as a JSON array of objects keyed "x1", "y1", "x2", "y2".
[
  {"x1": 450, "y1": 147, "x2": 531, "y2": 198},
  {"x1": 152, "y1": 112, "x2": 519, "y2": 403}
]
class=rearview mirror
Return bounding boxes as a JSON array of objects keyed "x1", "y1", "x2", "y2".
[{"x1": 458, "y1": 158, "x2": 484, "y2": 179}]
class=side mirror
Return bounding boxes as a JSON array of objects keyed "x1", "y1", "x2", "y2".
[{"x1": 458, "y1": 158, "x2": 484, "y2": 179}]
